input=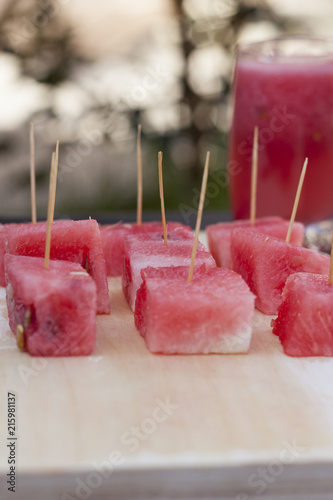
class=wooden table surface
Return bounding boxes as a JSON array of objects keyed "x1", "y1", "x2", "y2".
[{"x1": 1, "y1": 235, "x2": 333, "y2": 500}]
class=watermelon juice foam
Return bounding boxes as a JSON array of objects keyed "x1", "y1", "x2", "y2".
[{"x1": 228, "y1": 37, "x2": 333, "y2": 223}]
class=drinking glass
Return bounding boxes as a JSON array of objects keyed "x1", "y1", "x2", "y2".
[{"x1": 228, "y1": 36, "x2": 333, "y2": 223}]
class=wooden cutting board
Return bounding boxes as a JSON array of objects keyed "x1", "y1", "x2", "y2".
[{"x1": 1, "y1": 235, "x2": 333, "y2": 500}]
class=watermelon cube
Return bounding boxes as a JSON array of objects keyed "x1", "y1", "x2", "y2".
[
  {"x1": 134, "y1": 266, "x2": 255, "y2": 354},
  {"x1": 231, "y1": 229, "x2": 330, "y2": 315},
  {"x1": 272, "y1": 272, "x2": 333, "y2": 357},
  {"x1": 123, "y1": 229, "x2": 216, "y2": 311},
  {"x1": 4, "y1": 219, "x2": 110, "y2": 314},
  {"x1": 206, "y1": 217, "x2": 304, "y2": 268},
  {"x1": 5, "y1": 254, "x2": 97, "y2": 356},
  {"x1": 100, "y1": 221, "x2": 191, "y2": 276}
]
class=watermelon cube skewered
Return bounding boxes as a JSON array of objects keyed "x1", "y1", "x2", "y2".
[
  {"x1": 231, "y1": 228, "x2": 330, "y2": 315},
  {"x1": 100, "y1": 221, "x2": 191, "y2": 277},
  {"x1": 4, "y1": 219, "x2": 110, "y2": 314},
  {"x1": 122, "y1": 229, "x2": 216, "y2": 311},
  {"x1": 134, "y1": 151, "x2": 255, "y2": 355},
  {"x1": 5, "y1": 254, "x2": 97, "y2": 357},
  {"x1": 206, "y1": 217, "x2": 304, "y2": 269}
]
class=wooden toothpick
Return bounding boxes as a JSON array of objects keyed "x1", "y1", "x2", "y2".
[
  {"x1": 329, "y1": 232, "x2": 333, "y2": 285},
  {"x1": 44, "y1": 141, "x2": 59, "y2": 269},
  {"x1": 53, "y1": 141, "x2": 59, "y2": 210},
  {"x1": 158, "y1": 151, "x2": 167, "y2": 245},
  {"x1": 250, "y1": 126, "x2": 258, "y2": 226},
  {"x1": 286, "y1": 157, "x2": 308, "y2": 244},
  {"x1": 44, "y1": 152, "x2": 55, "y2": 269},
  {"x1": 188, "y1": 151, "x2": 210, "y2": 282},
  {"x1": 137, "y1": 124, "x2": 142, "y2": 226},
  {"x1": 30, "y1": 122, "x2": 37, "y2": 224}
]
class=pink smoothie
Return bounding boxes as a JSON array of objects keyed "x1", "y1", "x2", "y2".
[{"x1": 229, "y1": 56, "x2": 333, "y2": 223}]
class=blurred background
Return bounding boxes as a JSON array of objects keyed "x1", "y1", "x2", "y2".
[{"x1": 0, "y1": 0, "x2": 332, "y2": 224}]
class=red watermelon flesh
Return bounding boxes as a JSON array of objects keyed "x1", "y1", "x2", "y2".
[
  {"x1": 206, "y1": 217, "x2": 304, "y2": 268},
  {"x1": 0, "y1": 222, "x2": 40, "y2": 287},
  {"x1": 272, "y1": 272, "x2": 333, "y2": 357},
  {"x1": 231, "y1": 228, "x2": 330, "y2": 315},
  {"x1": 0, "y1": 224, "x2": 5, "y2": 287},
  {"x1": 134, "y1": 266, "x2": 255, "y2": 354},
  {"x1": 100, "y1": 221, "x2": 192, "y2": 276},
  {"x1": 123, "y1": 230, "x2": 216, "y2": 311},
  {"x1": 5, "y1": 219, "x2": 110, "y2": 314},
  {"x1": 5, "y1": 254, "x2": 97, "y2": 356},
  {"x1": 135, "y1": 264, "x2": 212, "y2": 336}
]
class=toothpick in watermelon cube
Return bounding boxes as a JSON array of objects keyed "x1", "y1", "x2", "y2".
[
  {"x1": 100, "y1": 221, "x2": 191, "y2": 277},
  {"x1": 5, "y1": 254, "x2": 97, "y2": 356},
  {"x1": 206, "y1": 217, "x2": 304, "y2": 269},
  {"x1": 123, "y1": 228, "x2": 215, "y2": 311},
  {"x1": 4, "y1": 219, "x2": 110, "y2": 314},
  {"x1": 231, "y1": 229, "x2": 330, "y2": 315}
]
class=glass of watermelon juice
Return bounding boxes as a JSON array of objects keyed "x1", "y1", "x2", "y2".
[{"x1": 228, "y1": 36, "x2": 333, "y2": 223}]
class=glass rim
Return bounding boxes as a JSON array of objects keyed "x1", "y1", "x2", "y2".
[{"x1": 236, "y1": 35, "x2": 333, "y2": 62}]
